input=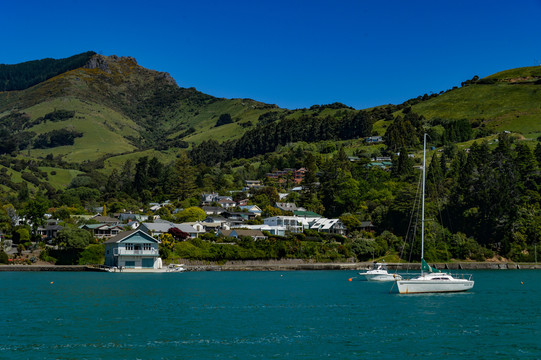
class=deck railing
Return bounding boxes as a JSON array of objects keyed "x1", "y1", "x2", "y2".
[{"x1": 113, "y1": 248, "x2": 159, "y2": 256}]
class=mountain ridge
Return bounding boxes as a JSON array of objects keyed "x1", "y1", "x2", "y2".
[{"x1": 1, "y1": 52, "x2": 540, "y2": 167}]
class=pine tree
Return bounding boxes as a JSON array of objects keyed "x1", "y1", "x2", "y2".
[{"x1": 172, "y1": 153, "x2": 196, "y2": 202}]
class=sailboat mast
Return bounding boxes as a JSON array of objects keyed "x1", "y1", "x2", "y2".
[{"x1": 421, "y1": 133, "x2": 426, "y2": 261}]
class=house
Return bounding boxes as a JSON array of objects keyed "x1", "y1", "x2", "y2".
[
  {"x1": 217, "y1": 229, "x2": 234, "y2": 238},
  {"x1": 275, "y1": 202, "x2": 304, "y2": 212},
  {"x1": 230, "y1": 229, "x2": 267, "y2": 240},
  {"x1": 148, "y1": 201, "x2": 172, "y2": 212},
  {"x1": 293, "y1": 210, "x2": 322, "y2": 219},
  {"x1": 182, "y1": 222, "x2": 206, "y2": 235},
  {"x1": 217, "y1": 198, "x2": 236, "y2": 208},
  {"x1": 218, "y1": 229, "x2": 267, "y2": 240},
  {"x1": 232, "y1": 224, "x2": 286, "y2": 236},
  {"x1": 81, "y1": 223, "x2": 124, "y2": 238},
  {"x1": 202, "y1": 206, "x2": 227, "y2": 215},
  {"x1": 244, "y1": 180, "x2": 262, "y2": 189},
  {"x1": 37, "y1": 224, "x2": 64, "y2": 240},
  {"x1": 264, "y1": 216, "x2": 305, "y2": 233},
  {"x1": 90, "y1": 215, "x2": 120, "y2": 224},
  {"x1": 118, "y1": 213, "x2": 148, "y2": 222},
  {"x1": 238, "y1": 205, "x2": 262, "y2": 216},
  {"x1": 139, "y1": 222, "x2": 198, "y2": 238},
  {"x1": 126, "y1": 220, "x2": 140, "y2": 230},
  {"x1": 360, "y1": 221, "x2": 376, "y2": 232},
  {"x1": 309, "y1": 218, "x2": 346, "y2": 235},
  {"x1": 201, "y1": 192, "x2": 219, "y2": 205},
  {"x1": 104, "y1": 229, "x2": 161, "y2": 269},
  {"x1": 365, "y1": 136, "x2": 383, "y2": 143},
  {"x1": 223, "y1": 211, "x2": 256, "y2": 221},
  {"x1": 266, "y1": 168, "x2": 306, "y2": 185}
]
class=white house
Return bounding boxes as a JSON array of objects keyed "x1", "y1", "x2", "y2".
[
  {"x1": 232, "y1": 224, "x2": 286, "y2": 236},
  {"x1": 309, "y1": 218, "x2": 346, "y2": 235},
  {"x1": 238, "y1": 205, "x2": 262, "y2": 216},
  {"x1": 264, "y1": 216, "x2": 305, "y2": 233},
  {"x1": 104, "y1": 229, "x2": 162, "y2": 269}
]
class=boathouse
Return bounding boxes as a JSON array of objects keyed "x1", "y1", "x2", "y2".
[{"x1": 104, "y1": 229, "x2": 162, "y2": 269}]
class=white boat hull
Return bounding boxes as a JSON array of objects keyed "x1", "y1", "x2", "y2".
[
  {"x1": 359, "y1": 272, "x2": 402, "y2": 282},
  {"x1": 396, "y1": 275, "x2": 474, "y2": 294}
]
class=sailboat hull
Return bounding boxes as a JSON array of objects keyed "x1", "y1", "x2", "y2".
[{"x1": 396, "y1": 279, "x2": 474, "y2": 294}]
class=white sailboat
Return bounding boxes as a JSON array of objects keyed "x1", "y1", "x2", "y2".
[{"x1": 396, "y1": 134, "x2": 474, "y2": 294}]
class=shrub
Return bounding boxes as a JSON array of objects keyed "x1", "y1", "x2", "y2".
[
  {"x1": 0, "y1": 250, "x2": 8, "y2": 264},
  {"x1": 78, "y1": 244, "x2": 105, "y2": 265}
]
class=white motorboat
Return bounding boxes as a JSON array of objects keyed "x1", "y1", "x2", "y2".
[
  {"x1": 358, "y1": 261, "x2": 402, "y2": 281},
  {"x1": 166, "y1": 264, "x2": 186, "y2": 272},
  {"x1": 395, "y1": 134, "x2": 474, "y2": 294}
]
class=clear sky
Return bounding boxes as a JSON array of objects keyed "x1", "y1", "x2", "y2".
[{"x1": 1, "y1": 0, "x2": 540, "y2": 110}]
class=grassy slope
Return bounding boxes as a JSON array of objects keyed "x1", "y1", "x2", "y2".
[
  {"x1": 38, "y1": 167, "x2": 84, "y2": 189},
  {"x1": 486, "y1": 66, "x2": 541, "y2": 80},
  {"x1": 412, "y1": 67, "x2": 541, "y2": 136},
  {"x1": 102, "y1": 149, "x2": 180, "y2": 174},
  {"x1": 182, "y1": 99, "x2": 282, "y2": 144},
  {"x1": 22, "y1": 97, "x2": 139, "y2": 162}
]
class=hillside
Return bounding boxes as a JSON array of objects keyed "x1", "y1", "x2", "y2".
[
  {"x1": 0, "y1": 53, "x2": 284, "y2": 163},
  {"x1": 0, "y1": 53, "x2": 540, "y2": 180},
  {"x1": 411, "y1": 67, "x2": 541, "y2": 137}
]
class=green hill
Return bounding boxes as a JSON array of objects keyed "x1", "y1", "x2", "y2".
[
  {"x1": 412, "y1": 67, "x2": 541, "y2": 136},
  {"x1": 0, "y1": 53, "x2": 540, "y2": 193}
]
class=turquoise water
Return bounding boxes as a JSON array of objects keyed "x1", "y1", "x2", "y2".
[{"x1": 0, "y1": 270, "x2": 540, "y2": 359}]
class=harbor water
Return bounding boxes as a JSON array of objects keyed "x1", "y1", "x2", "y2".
[{"x1": 1, "y1": 270, "x2": 540, "y2": 359}]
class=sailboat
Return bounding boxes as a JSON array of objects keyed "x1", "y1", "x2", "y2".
[{"x1": 395, "y1": 134, "x2": 474, "y2": 294}]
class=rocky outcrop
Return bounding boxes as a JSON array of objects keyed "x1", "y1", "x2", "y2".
[
  {"x1": 84, "y1": 54, "x2": 111, "y2": 73},
  {"x1": 84, "y1": 54, "x2": 178, "y2": 87}
]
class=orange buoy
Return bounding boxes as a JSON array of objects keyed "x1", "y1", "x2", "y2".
[{"x1": 348, "y1": 278, "x2": 353, "y2": 282}]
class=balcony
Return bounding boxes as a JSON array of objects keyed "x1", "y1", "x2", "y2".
[{"x1": 113, "y1": 248, "x2": 159, "y2": 256}]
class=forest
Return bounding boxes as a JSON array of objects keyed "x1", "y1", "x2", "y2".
[{"x1": 0, "y1": 51, "x2": 95, "y2": 91}]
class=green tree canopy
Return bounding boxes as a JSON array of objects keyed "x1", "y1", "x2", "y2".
[{"x1": 55, "y1": 228, "x2": 93, "y2": 250}]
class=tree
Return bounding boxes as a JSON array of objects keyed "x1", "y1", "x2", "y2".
[
  {"x1": 134, "y1": 156, "x2": 149, "y2": 194},
  {"x1": 391, "y1": 148, "x2": 414, "y2": 179},
  {"x1": 55, "y1": 228, "x2": 93, "y2": 250},
  {"x1": 174, "y1": 206, "x2": 206, "y2": 223},
  {"x1": 172, "y1": 153, "x2": 196, "y2": 201},
  {"x1": 78, "y1": 244, "x2": 105, "y2": 265},
  {"x1": 215, "y1": 113, "x2": 233, "y2": 127},
  {"x1": 22, "y1": 196, "x2": 49, "y2": 240}
]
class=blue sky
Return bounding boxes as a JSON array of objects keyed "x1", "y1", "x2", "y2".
[{"x1": 1, "y1": 0, "x2": 540, "y2": 110}]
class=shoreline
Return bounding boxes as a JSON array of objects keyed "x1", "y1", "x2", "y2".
[{"x1": 1, "y1": 261, "x2": 541, "y2": 272}]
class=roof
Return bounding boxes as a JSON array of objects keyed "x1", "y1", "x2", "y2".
[
  {"x1": 104, "y1": 229, "x2": 158, "y2": 244},
  {"x1": 219, "y1": 230, "x2": 234, "y2": 237},
  {"x1": 275, "y1": 202, "x2": 299, "y2": 211},
  {"x1": 238, "y1": 205, "x2": 262, "y2": 212},
  {"x1": 91, "y1": 215, "x2": 119, "y2": 223},
  {"x1": 202, "y1": 206, "x2": 226, "y2": 213},
  {"x1": 293, "y1": 210, "x2": 322, "y2": 218},
  {"x1": 141, "y1": 222, "x2": 197, "y2": 234},
  {"x1": 310, "y1": 218, "x2": 342, "y2": 230},
  {"x1": 232, "y1": 229, "x2": 266, "y2": 238}
]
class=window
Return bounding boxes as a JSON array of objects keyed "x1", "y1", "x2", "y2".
[
  {"x1": 143, "y1": 243, "x2": 152, "y2": 251},
  {"x1": 125, "y1": 243, "x2": 134, "y2": 251}
]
